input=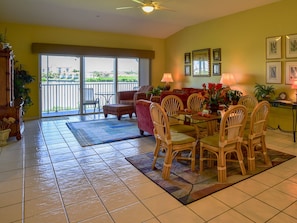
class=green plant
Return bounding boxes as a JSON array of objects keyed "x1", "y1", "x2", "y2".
[
  {"x1": 14, "y1": 64, "x2": 35, "y2": 112},
  {"x1": 227, "y1": 89, "x2": 243, "y2": 103},
  {"x1": 147, "y1": 86, "x2": 164, "y2": 96},
  {"x1": 254, "y1": 83, "x2": 275, "y2": 101}
]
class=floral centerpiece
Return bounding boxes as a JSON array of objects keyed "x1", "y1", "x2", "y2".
[{"x1": 203, "y1": 83, "x2": 226, "y2": 112}]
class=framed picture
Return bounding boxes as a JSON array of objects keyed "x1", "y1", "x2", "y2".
[
  {"x1": 213, "y1": 48, "x2": 221, "y2": 61},
  {"x1": 286, "y1": 34, "x2": 297, "y2": 58},
  {"x1": 184, "y1": 52, "x2": 191, "y2": 64},
  {"x1": 192, "y1": 48, "x2": 211, "y2": 77},
  {"x1": 266, "y1": 62, "x2": 281, "y2": 84},
  {"x1": 285, "y1": 61, "x2": 297, "y2": 84},
  {"x1": 184, "y1": 65, "x2": 191, "y2": 76},
  {"x1": 213, "y1": 63, "x2": 221, "y2": 76},
  {"x1": 266, "y1": 36, "x2": 282, "y2": 59}
]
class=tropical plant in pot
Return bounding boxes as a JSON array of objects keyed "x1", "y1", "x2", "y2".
[
  {"x1": 254, "y1": 83, "x2": 275, "y2": 101},
  {"x1": 14, "y1": 63, "x2": 35, "y2": 112}
]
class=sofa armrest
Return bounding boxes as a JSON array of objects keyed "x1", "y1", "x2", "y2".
[{"x1": 135, "y1": 99, "x2": 154, "y2": 135}]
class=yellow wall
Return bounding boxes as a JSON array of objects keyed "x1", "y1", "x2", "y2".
[
  {"x1": 1, "y1": 0, "x2": 297, "y2": 126},
  {"x1": 165, "y1": 0, "x2": 297, "y2": 99},
  {"x1": 0, "y1": 23, "x2": 166, "y2": 119}
]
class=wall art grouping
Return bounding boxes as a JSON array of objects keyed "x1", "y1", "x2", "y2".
[
  {"x1": 266, "y1": 34, "x2": 297, "y2": 84},
  {"x1": 184, "y1": 48, "x2": 221, "y2": 77}
]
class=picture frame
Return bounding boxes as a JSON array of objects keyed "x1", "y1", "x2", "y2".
[
  {"x1": 192, "y1": 48, "x2": 211, "y2": 77},
  {"x1": 212, "y1": 48, "x2": 221, "y2": 61},
  {"x1": 286, "y1": 34, "x2": 297, "y2": 58},
  {"x1": 266, "y1": 61, "x2": 282, "y2": 84},
  {"x1": 184, "y1": 65, "x2": 191, "y2": 76},
  {"x1": 266, "y1": 36, "x2": 282, "y2": 59},
  {"x1": 212, "y1": 63, "x2": 221, "y2": 76},
  {"x1": 184, "y1": 52, "x2": 191, "y2": 64},
  {"x1": 285, "y1": 61, "x2": 297, "y2": 84}
]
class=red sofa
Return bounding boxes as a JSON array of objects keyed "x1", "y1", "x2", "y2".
[
  {"x1": 160, "y1": 88, "x2": 204, "y2": 108},
  {"x1": 135, "y1": 99, "x2": 154, "y2": 135}
]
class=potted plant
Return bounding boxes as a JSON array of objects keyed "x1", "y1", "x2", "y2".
[
  {"x1": 227, "y1": 89, "x2": 243, "y2": 105},
  {"x1": 254, "y1": 83, "x2": 275, "y2": 101},
  {"x1": 0, "y1": 117, "x2": 15, "y2": 146},
  {"x1": 14, "y1": 63, "x2": 35, "y2": 112}
]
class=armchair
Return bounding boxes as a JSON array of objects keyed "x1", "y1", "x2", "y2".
[{"x1": 117, "y1": 85, "x2": 153, "y2": 108}]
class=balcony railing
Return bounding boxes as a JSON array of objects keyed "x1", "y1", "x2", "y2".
[{"x1": 41, "y1": 82, "x2": 138, "y2": 117}]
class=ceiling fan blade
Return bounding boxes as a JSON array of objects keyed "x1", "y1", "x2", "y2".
[
  {"x1": 132, "y1": 0, "x2": 145, "y2": 5},
  {"x1": 116, "y1": 6, "x2": 135, "y2": 10}
]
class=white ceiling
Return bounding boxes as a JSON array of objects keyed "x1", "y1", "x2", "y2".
[{"x1": 0, "y1": 0, "x2": 280, "y2": 39}]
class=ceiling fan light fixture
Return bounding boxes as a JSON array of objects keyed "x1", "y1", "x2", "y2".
[{"x1": 142, "y1": 5, "x2": 154, "y2": 13}]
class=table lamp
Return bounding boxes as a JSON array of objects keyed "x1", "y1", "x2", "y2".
[
  {"x1": 161, "y1": 73, "x2": 174, "y2": 90},
  {"x1": 220, "y1": 73, "x2": 236, "y2": 88},
  {"x1": 291, "y1": 80, "x2": 297, "y2": 103}
]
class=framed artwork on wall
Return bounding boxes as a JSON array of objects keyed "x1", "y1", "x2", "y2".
[
  {"x1": 212, "y1": 48, "x2": 221, "y2": 61},
  {"x1": 185, "y1": 65, "x2": 191, "y2": 76},
  {"x1": 192, "y1": 48, "x2": 211, "y2": 77},
  {"x1": 286, "y1": 34, "x2": 297, "y2": 58},
  {"x1": 285, "y1": 61, "x2": 297, "y2": 84},
  {"x1": 212, "y1": 63, "x2": 221, "y2": 76},
  {"x1": 266, "y1": 36, "x2": 282, "y2": 59},
  {"x1": 266, "y1": 62, "x2": 281, "y2": 84},
  {"x1": 184, "y1": 52, "x2": 191, "y2": 64}
]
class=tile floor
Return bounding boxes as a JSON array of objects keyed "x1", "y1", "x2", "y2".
[{"x1": 0, "y1": 114, "x2": 297, "y2": 223}]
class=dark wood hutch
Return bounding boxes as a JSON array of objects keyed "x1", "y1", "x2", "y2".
[{"x1": 0, "y1": 48, "x2": 23, "y2": 140}]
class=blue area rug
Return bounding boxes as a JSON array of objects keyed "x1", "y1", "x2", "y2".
[
  {"x1": 126, "y1": 149, "x2": 295, "y2": 205},
  {"x1": 66, "y1": 118, "x2": 151, "y2": 147}
]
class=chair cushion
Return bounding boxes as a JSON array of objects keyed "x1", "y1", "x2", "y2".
[
  {"x1": 200, "y1": 134, "x2": 220, "y2": 147},
  {"x1": 171, "y1": 132, "x2": 196, "y2": 145}
]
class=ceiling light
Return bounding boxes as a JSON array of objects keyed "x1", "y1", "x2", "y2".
[{"x1": 142, "y1": 5, "x2": 154, "y2": 13}]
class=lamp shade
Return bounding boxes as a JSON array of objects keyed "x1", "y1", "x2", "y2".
[
  {"x1": 161, "y1": 73, "x2": 174, "y2": 83},
  {"x1": 220, "y1": 73, "x2": 236, "y2": 86},
  {"x1": 292, "y1": 80, "x2": 297, "y2": 89}
]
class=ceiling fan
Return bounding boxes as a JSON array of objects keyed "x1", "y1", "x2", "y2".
[{"x1": 116, "y1": 0, "x2": 173, "y2": 14}]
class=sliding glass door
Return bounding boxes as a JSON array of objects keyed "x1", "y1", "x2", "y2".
[{"x1": 40, "y1": 55, "x2": 143, "y2": 117}]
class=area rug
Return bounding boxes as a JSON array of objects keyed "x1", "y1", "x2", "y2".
[
  {"x1": 66, "y1": 118, "x2": 151, "y2": 147},
  {"x1": 126, "y1": 149, "x2": 295, "y2": 205}
]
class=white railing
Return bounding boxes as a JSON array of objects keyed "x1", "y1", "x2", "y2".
[{"x1": 41, "y1": 82, "x2": 138, "y2": 116}]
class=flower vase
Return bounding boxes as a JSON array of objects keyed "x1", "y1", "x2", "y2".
[
  {"x1": 210, "y1": 104, "x2": 219, "y2": 113},
  {"x1": 0, "y1": 129, "x2": 11, "y2": 146}
]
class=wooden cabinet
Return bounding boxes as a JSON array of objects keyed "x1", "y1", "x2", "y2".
[{"x1": 0, "y1": 49, "x2": 23, "y2": 140}]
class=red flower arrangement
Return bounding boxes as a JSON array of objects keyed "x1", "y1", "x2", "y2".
[{"x1": 203, "y1": 83, "x2": 224, "y2": 106}]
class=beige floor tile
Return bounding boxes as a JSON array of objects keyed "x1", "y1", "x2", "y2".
[
  {"x1": 79, "y1": 213, "x2": 114, "y2": 223},
  {"x1": 0, "y1": 177, "x2": 23, "y2": 193},
  {"x1": 256, "y1": 187, "x2": 296, "y2": 210},
  {"x1": 60, "y1": 185, "x2": 98, "y2": 206},
  {"x1": 208, "y1": 209, "x2": 254, "y2": 223},
  {"x1": 110, "y1": 202, "x2": 153, "y2": 223},
  {"x1": 267, "y1": 212, "x2": 297, "y2": 223},
  {"x1": 130, "y1": 181, "x2": 164, "y2": 200},
  {"x1": 233, "y1": 178, "x2": 269, "y2": 196},
  {"x1": 0, "y1": 188, "x2": 23, "y2": 207},
  {"x1": 100, "y1": 188, "x2": 139, "y2": 212},
  {"x1": 234, "y1": 198, "x2": 279, "y2": 222},
  {"x1": 273, "y1": 180, "x2": 297, "y2": 198},
  {"x1": 0, "y1": 203, "x2": 22, "y2": 223},
  {"x1": 143, "y1": 193, "x2": 182, "y2": 216},
  {"x1": 24, "y1": 192, "x2": 63, "y2": 218},
  {"x1": 65, "y1": 198, "x2": 107, "y2": 223},
  {"x1": 24, "y1": 208, "x2": 68, "y2": 223},
  {"x1": 188, "y1": 196, "x2": 230, "y2": 221},
  {"x1": 283, "y1": 201, "x2": 297, "y2": 219},
  {"x1": 157, "y1": 206, "x2": 204, "y2": 223},
  {"x1": 212, "y1": 186, "x2": 251, "y2": 207}
]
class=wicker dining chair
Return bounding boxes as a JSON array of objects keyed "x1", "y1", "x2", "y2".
[
  {"x1": 149, "y1": 102, "x2": 197, "y2": 180},
  {"x1": 242, "y1": 101, "x2": 271, "y2": 171},
  {"x1": 161, "y1": 95, "x2": 197, "y2": 138},
  {"x1": 199, "y1": 105, "x2": 248, "y2": 183}
]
